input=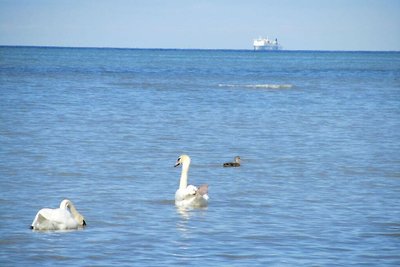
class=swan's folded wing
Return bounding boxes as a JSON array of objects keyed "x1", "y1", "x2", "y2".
[
  {"x1": 32, "y1": 209, "x2": 74, "y2": 230},
  {"x1": 176, "y1": 185, "x2": 198, "y2": 201},
  {"x1": 39, "y1": 209, "x2": 65, "y2": 223},
  {"x1": 32, "y1": 212, "x2": 47, "y2": 226},
  {"x1": 32, "y1": 209, "x2": 59, "y2": 230}
]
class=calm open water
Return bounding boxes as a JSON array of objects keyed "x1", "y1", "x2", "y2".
[{"x1": 0, "y1": 47, "x2": 399, "y2": 266}]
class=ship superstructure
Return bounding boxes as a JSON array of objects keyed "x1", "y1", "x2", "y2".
[{"x1": 253, "y1": 37, "x2": 281, "y2": 51}]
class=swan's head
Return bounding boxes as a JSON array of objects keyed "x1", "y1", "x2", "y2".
[
  {"x1": 60, "y1": 199, "x2": 87, "y2": 226},
  {"x1": 75, "y1": 213, "x2": 87, "y2": 227},
  {"x1": 174, "y1": 154, "x2": 191, "y2": 167}
]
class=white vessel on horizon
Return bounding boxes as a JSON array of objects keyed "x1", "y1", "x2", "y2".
[{"x1": 253, "y1": 37, "x2": 281, "y2": 51}]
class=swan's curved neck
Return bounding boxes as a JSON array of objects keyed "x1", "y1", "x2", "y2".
[
  {"x1": 67, "y1": 202, "x2": 82, "y2": 222},
  {"x1": 179, "y1": 162, "x2": 190, "y2": 190}
]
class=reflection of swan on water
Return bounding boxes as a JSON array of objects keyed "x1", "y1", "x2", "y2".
[
  {"x1": 31, "y1": 199, "x2": 86, "y2": 230},
  {"x1": 176, "y1": 206, "x2": 191, "y2": 220},
  {"x1": 174, "y1": 155, "x2": 209, "y2": 208},
  {"x1": 176, "y1": 205, "x2": 208, "y2": 220},
  {"x1": 175, "y1": 206, "x2": 208, "y2": 240}
]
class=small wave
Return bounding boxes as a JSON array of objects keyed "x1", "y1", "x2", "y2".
[{"x1": 218, "y1": 83, "x2": 293, "y2": 89}]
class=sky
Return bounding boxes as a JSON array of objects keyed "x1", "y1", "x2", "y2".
[{"x1": 0, "y1": 0, "x2": 399, "y2": 51}]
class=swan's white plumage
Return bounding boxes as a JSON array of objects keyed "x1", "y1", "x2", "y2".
[
  {"x1": 31, "y1": 199, "x2": 86, "y2": 231},
  {"x1": 174, "y1": 155, "x2": 209, "y2": 208}
]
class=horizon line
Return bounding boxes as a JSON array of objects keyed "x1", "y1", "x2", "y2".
[{"x1": 1, "y1": 44, "x2": 399, "y2": 53}]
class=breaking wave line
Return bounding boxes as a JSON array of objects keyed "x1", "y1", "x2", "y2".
[{"x1": 218, "y1": 84, "x2": 293, "y2": 89}]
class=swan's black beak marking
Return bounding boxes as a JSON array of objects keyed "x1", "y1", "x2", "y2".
[
  {"x1": 30, "y1": 225, "x2": 34, "y2": 230},
  {"x1": 83, "y1": 220, "x2": 87, "y2": 226},
  {"x1": 174, "y1": 157, "x2": 181, "y2": 167}
]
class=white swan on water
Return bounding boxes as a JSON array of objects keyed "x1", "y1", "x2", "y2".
[
  {"x1": 174, "y1": 155, "x2": 209, "y2": 208},
  {"x1": 31, "y1": 199, "x2": 86, "y2": 230}
]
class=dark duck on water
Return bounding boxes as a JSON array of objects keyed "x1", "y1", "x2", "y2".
[{"x1": 223, "y1": 156, "x2": 241, "y2": 167}]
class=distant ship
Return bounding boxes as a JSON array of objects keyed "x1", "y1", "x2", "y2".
[{"x1": 253, "y1": 37, "x2": 281, "y2": 51}]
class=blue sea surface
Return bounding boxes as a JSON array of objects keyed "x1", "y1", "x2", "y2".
[{"x1": 0, "y1": 47, "x2": 399, "y2": 266}]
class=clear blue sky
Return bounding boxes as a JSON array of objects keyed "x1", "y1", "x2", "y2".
[{"x1": 1, "y1": 0, "x2": 399, "y2": 50}]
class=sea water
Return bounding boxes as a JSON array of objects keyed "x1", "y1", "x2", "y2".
[{"x1": 0, "y1": 47, "x2": 399, "y2": 266}]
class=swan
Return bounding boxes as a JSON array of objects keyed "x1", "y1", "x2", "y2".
[
  {"x1": 31, "y1": 199, "x2": 86, "y2": 230},
  {"x1": 174, "y1": 155, "x2": 209, "y2": 208},
  {"x1": 223, "y1": 156, "x2": 241, "y2": 167}
]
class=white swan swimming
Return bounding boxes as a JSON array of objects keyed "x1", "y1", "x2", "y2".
[
  {"x1": 31, "y1": 199, "x2": 86, "y2": 230},
  {"x1": 174, "y1": 155, "x2": 209, "y2": 208}
]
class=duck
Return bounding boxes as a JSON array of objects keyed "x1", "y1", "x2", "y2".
[
  {"x1": 31, "y1": 199, "x2": 86, "y2": 230},
  {"x1": 174, "y1": 155, "x2": 209, "y2": 208},
  {"x1": 223, "y1": 156, "x2": 241, "y2": 167}
]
